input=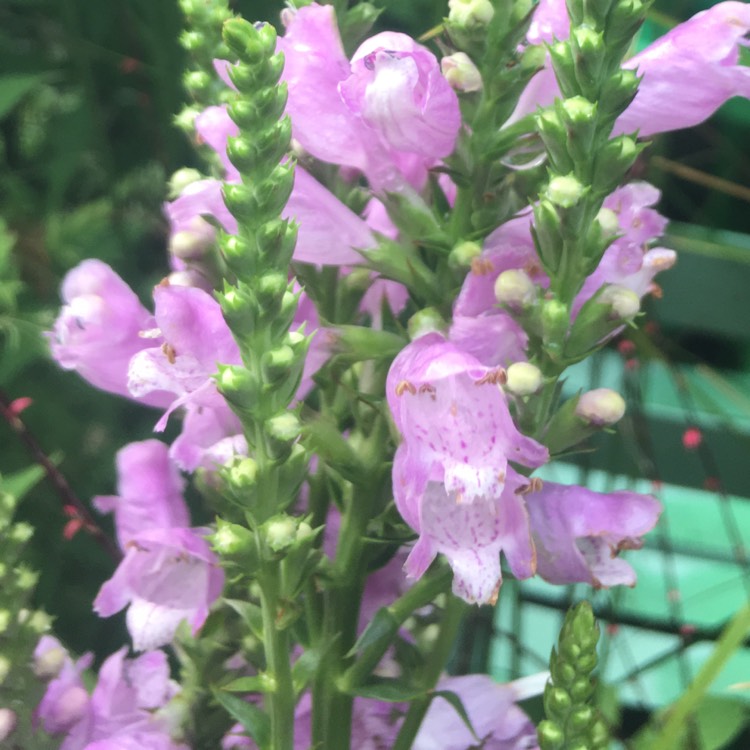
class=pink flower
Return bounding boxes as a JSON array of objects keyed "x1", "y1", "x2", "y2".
[
  {"x1": 618, "y1": 2, "x2": 750, "y2": 136},
  {"x1": 37, "y1": 647, "x2": 185, "y2": 750},
  {"x1": 93, "y1": 441, "x2": 224, "y2": 650},
  {"x1": 279, "y1": 3, "x2": 460, "y2": 190},
  {"x1": 126, "y1": 283, "x2": 246, "y2": 471},
  {"x1": 188, "y1": 105, "x2": 374, "y2": 266},
  {"x1": 48, "y1": 261, "x2": 170, "y2": 407},
  {"x1": 526, "y1": 481, "x2": 662, "y2": 586},
  {"x1": 386, "y1": 333, "x2": 548, "y2": 603},
  {"x1": 93, "y1": 440, "x2": 189, "y2": 551},
  {"x1": 414, "y1": 674, "x2": 539, "y2": 750},
  {"x1": 571, "y1": 182, "x2": 675, "y2": 317},
  {"x1": 515, "y1": 0, "x2": 750, "y2": 136}
]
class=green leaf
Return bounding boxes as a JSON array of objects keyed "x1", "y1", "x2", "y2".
[
  {"x1": 291, "y1": 645, "x2": 323, "y2": 695},
  {"x1": 0, "y1": 464, "x2": 46, "y2": 501},
  {"x1": 346, "y1": 606, "x2": 399, "y2": 659},
  {"x1": 694, "y1": 696, "x2": 747, "y2": 750},
  {"x1": 432, "y1": 690, "x2": 480, "y2": 742},
  {"x1": 0, "y1": 74, "x2": 45, "y2": 119},
  {"x1": 224, "y1": 598, "x2": 264, "y2": 640},
  {"x1": 351, "y1": 676, "x2": 426, "y2": 702},
  {"x1": 212, "y1": 689, "x2": 270, "y2": 749}
]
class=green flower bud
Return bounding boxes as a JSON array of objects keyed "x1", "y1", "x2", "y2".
[
  {"x1": 212, "y1": 520, "x2": 256, "y2": 557},
  {"x1": 261, "y1": 345, "x2": 296, "y2": 388},
  {"x1": 547, "y1": 175, "x2": 585, "y2": 208},
  {"x1": 17, "y1": 566, "x2": 38, "y2": 592},
  {"x1": 600, "y1": 284, "x2": 639, "y2": 321},
  {"x1": 448, "y1": 240, "x2": 482, "y2": 269},
  {"x1": 448, "y1": 0, "x2": 495, "y2": 28},
  {"x1": 596, "y1": 207, "x2": 619, "y2": 236},
  {"x1": 545, "y1": 686, "x2": 572, "y2": 715},
  {"x1": 0, "y1": 610, "x2": 10, "y2": 633},
  {"x1": 217, "y1": 365, "x2": 260, "y2": 411},
  {"x1": 576, "y1": 388, "x2": 625, "y2": 426},
  {"x1": 505, "y1": 362, "x2": 543, "y2": 396},
  {"x1": 408, "y1": 308, "x2": 448, "y2": 340},
  {"x1": 599, "y1": 69, "x2": 640, "y2": 121},
  {"x1": 568, "y1": 705, "x2": 594, "y2": 733},
  {"x1": 542, "y1": 299, "x2": 569, "y2": 350},
  {"x1": 441, "y1": 52, "x2": 483, "y2": 92},
  {"x1": 561, "y1": 96, "x2": 596, "y2": 124},
  {"x1": 27, "y1": 610, "x2": 52, "y2": 634},
  {"x1": 593, "y1": 136, "x2": 640, "y2": 193},
  {"x1": 571, "y1": 27, "x2": 605, "y2": 92},
  {"x1": 168, "y1": 168, "x2": 203, "y2": 199},
  {"x1": 34, "y1": 643, "x2": 68, "y2": 679},
  {"x1": 223, "y1": 19, "x2": 277, "y2": 65},
  {"x1": 228, "y1": 457, "x2": 258, "y2": 488},
  {"x1": 266, "y1": 412, "x2": 301, "y2": 443},
  {"x1": 184, "y1": 70, "x2": 212, "y2": 95},
  {"x1": 537, "y1": 719, "x2": 564, "y2": 749},
  {"x1": 536, "y1": 109, "x2": 575, "y2": 174},
  {"x1": 263, "y1": 515, "x2": 297, "y2": 552},
  {"x1": 494, "y1": 269, "x2": 536, "y2": 308}
]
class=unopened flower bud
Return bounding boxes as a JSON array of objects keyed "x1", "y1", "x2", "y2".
[
  {"x1": 213, "y1": 521, "x2": 255, "y2": 557},
  {"x1": 448, "y1": 0, "x2": 495, "y2": 27},
  {"x1": 547, "y1": 175, "x2": 585, "y2": 208},
  {"x1": 174, "y1": 106, "x2": 200, "y2": 134},
  {"x1": 169, "y1": 228, "x2": 212, "y2": 260},
  {"x1": 505, "y1": 362, "x2": 543, "y2": 396},
  {"x1": 168, "y1": 168, "x2": 203, "y2": 199},
  {"x1": 0, "y1": 708, "x2": 16, "y2": 742},
  {"x1": 0, "y1": 610, "x2": 10, "y2": 633},
  {"x1": 408, "y1": 308, "x2": 447, "y2": 340},
  {"x1": 596, "y1": 207, "x2": 620, "y2": 236},
  {"x1": 228, "y1": 458, "x2": 258, "y2": 488},
  {"x1": 494, "y1": 269, "x2": 536, "y2": 308},
  {"x1": 265, "y1": 412, "x2": 301, "y2": 443},
  {"x1": 441, "y1": 53, "x2": 482, "y2": 92},
  {"x1": 601, "y1": 285, "x2": 640, "y2": 320},
  {"x1": 264, "y1": 516, "x2": 297, "y2": 552},
  {"x1": 34, "y1": 644, "x2": 68, "y2": 680},
  {"x1": 50, "y1": 685, "x2": 89, "y2": 731},
  {"x1": 449, "y1": 241, "x2": 482, "y2": 269},
  {"x1": 576, "y1": 389, "x2": 626, "y2": 426},
  {"x1": 561, "y1": 96, "x2": 596, "y2": 123}
]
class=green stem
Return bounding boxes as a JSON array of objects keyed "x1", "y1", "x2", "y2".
[
  {"x1": 392, "y1": 594, "x2": 467, "y2": 750},
  {"x1": 650, "y1": 602, "x2": 750, "y2": 750},
  {"x1": 258, "y1": 571, "x2": 296, "y2": 750}
]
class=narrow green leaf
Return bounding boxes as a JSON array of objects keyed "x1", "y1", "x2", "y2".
[
  {"x1": 432, "y1": 690, "x2": 480, "y2": 742},
  {"x1": 346, "y1": 606, "x2": 399, "y2": 658},
  {"x1": 213, "y1": 689, "x2": 270, "y2": 749},
  {"x1": 694, "y1": 696, "x2": 747, "y2": 750},
  {"x1": 351, "y1": 676, "x2": 426, "y2": 702},
  {"x1": 224, "y1": 598, "x2": 264, "y2": 640},
  {"x1": 0, "y1": 464, "x2": 46, "y2": 501}
]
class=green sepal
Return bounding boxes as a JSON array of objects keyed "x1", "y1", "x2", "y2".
[
  {"x1": 536, "y1": 109, "x2": 575, "y2": 175},
  {"x1": 338, "y1": 3, "x2": 383, "y2": 50},
  {"x1": 541, "y1": 393, "x2": 600, "y2": 455},
  {"x1": 256, "y1": 219, "x2": 298, "y2": 271},
  {"x1": 301, "y1": 413, "x2": 370, "y2": 484},
  {"x1": 563, "y1": 286, "x2": 626, "y2": 360},
  {"x1": 381, "y1": 189, "x2": 450, "y2": 249},
  {"x1": 212, "y1": 519, "x2": 259, "y2": 567}
]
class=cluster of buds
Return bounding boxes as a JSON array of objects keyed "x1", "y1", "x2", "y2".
[
  {"x1": 538, "y1": 602, "x2": 609, "y2": 750},
  {"x1": 0, "y1": 488, "x2": 52, "y2": 747}
]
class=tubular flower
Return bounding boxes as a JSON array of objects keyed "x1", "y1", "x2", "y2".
[{"x1": 386, "y1": 333, "x2": 548, "y2": 603}]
